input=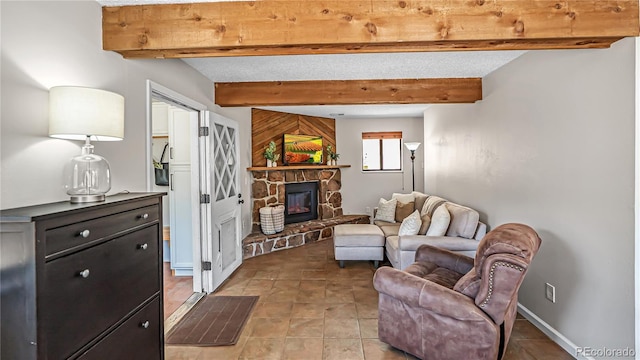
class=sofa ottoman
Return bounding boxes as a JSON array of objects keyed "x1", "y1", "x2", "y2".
[{"x1": 334, "y1": 224, "x2": 385, "y2": 268}]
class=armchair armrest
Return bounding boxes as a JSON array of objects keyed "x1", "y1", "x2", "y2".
[
  {"x1": 373, "y1": 267, "x2": 424, "y2": 307},
  {"x1": 415, "y1": 244, "x2": 474, "y2": 274},
  {"x1": 373, "y1": 267, "x2": 491, "y2": 322},
  {"x1": 475, "y1": 253, "x2": 530, "y2": 324}
]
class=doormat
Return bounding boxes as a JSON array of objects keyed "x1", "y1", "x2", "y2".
[{"x1": 165, "y1": 295, "x2": 259, "y2": 346}]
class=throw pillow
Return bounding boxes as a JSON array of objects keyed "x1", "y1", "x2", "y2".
[
  {"x1": 412, "y1": 192, "x2": 429, "y2": 215},
  {"x1": 374, "y1": 198, "x2": 397, "y2": 223},
  {"x1": 395, "y1": 201, "x2": 415, "y2": 222},
  {"x1": 398, "y1": 210, "x2": 422, "y2": 236},
  {"x1": 426, "y1": 205, "x2": 451, "y2": 236},
  {"x1": 421, "y1": 196, "x2": 447, "y2": 216},
  {"x1": 419, "y1": 214, "x2": 431, "y2": 235},
  {"x1": 392, "y1": 192, "x2": 415, "y2": 204}
]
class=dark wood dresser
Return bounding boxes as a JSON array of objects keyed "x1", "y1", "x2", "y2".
[{"x1": 0, "y1": 193, "x2": 166, "y2": 359}]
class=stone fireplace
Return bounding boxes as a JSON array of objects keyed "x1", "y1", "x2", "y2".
[
  {"x1": 244, "y1": 166, "x2": 369, "y2": 259},
  {"x1": 250, "y1": 168, "x2": 343, "y2": 227}
]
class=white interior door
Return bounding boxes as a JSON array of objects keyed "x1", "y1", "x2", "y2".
[{"x1": 205, "y1": 112, "x2": 242, "y2": 291}]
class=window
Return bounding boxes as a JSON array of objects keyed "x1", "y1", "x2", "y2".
[{"x1": 362, "y1": 131, "x2": 402, "y2": 171}]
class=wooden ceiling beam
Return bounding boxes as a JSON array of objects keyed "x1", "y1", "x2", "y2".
[
  {"x1": 102, "y1": 1, "x2": 639, "y2": 58},
  {"x1": 102, "y1": 38, "x2": 626, "y2": 59},
  {"x1": 214, "y1": 78, "x2": 483, "y2": 106}
]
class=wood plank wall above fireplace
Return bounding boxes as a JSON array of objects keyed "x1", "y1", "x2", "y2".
[{"x1": 251, "y1": 108, "x2": 336, "y2": 167}]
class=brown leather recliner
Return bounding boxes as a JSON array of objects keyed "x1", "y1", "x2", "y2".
[{"x1": 373, "y1": 223, "x2": 541, "y2": 360}]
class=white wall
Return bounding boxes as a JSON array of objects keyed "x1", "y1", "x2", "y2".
[
  {"x1": 0, "y1": 1, "x2": 219, "y2": 210},
  {"x1": 424, "y1": 38, "x2": 636, "y2": 353},
  {"x1": 337, "y1": 117, "x2": 424, "y2": 216}
]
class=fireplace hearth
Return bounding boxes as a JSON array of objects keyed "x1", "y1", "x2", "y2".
[{"x1": 285, "y1": 182, "x2": 318, "y2": 224}]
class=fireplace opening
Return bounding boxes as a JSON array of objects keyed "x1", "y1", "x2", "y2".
[{"x1": 284, "y1": 182, "x2": 318, "y2": 224}]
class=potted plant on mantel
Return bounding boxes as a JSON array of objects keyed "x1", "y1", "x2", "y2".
[
  {"x1": 326, "y1": 145, "x2": 340, "y2": 166},
  {"x1": 264, "y1": 141, "x2": 280, "y2": 167}
]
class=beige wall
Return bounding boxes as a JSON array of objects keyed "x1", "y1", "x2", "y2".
[
  {"x1": 336, "y1": 117, "x2": 424, "y2": 216},
  {"x1": 424, "y1": 38, "x2": 636, "y2": 351},
  {"x1": 0, "y1": 1, "x2": 220, "y2": 209}
]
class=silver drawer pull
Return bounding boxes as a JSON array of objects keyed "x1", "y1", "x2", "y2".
[
  {"x1": 79, "y1": 269, "x2": 90, "y2": 278},
  {"x1": 79, "y1": 230, "x2": 90, "y2": 238},
  {"x1": 139, "y1": 213, "x2": 149, "y2": 220},
  {"x1": 141, "y1": 321, "x2": 150, "y2": 329},
  {"x1": 138, "y1": 243, "x2": 148, "y2": 250}
]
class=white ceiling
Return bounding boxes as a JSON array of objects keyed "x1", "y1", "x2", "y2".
[
  {"x1": 97, "y1": 0, "x2": 526, "y2": 118},
  {"x1": 183, "y1": 51, "x2": 525, "y2": 118}
]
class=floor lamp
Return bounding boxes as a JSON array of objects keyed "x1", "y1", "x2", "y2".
[{"x1": 404, "y1": 142, "x2": 421, "y2": 191}]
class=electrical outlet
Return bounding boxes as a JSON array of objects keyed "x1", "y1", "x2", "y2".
[
  {"x1": 365, "y1": 207, "x2": 371, "y2": 214},
  {"x1": 545, "y1": 283, "x2": 556, "y2": 303}
]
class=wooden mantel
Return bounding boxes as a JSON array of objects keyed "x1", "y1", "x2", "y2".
[
  {"x1": 102, "y1": 1, "x2": 639, "y2": 58},
  {"x1": 248, "y1": 165, "x2": 351, "y2": 172}
]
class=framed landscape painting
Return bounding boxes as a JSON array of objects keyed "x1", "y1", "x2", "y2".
[{"x1": 283, "y1": 134, "x2": 323, "y2": 165}]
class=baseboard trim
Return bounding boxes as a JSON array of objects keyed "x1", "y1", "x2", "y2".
[{"x1": 517, "y1": 303, "x2": 590, "y2": 360}]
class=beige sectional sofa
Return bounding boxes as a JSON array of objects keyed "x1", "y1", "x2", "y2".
[{"x1": 373, "y1": 192, "x2": 486, "y2": 270}]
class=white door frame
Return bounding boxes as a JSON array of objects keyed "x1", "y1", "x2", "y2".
[{"x1": 146, "y1": 80, "x2": 207, "y2": 293}]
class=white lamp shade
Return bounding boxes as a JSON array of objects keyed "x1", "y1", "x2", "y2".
[
  {"x1": 404, "y1": 142, "x2": 421, "y2": 151},
  {"x1": 49, "y1": 86, "x2": 124, "y2": 141}
]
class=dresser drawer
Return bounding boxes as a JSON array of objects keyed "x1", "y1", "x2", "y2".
[
  {"x1": 45, "y1": 205, "x2": 159, "y2": 258},
  {"x1": 42, "y1": 225, "x2": 160, "y2": 359},
  {"x1": 75, "y1": 297, "x2": 162, "y2": 360}
]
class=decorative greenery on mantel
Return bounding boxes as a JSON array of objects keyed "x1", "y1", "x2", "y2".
[{"x1": 247, "y1": 164, "x2": 351, "y2": 172}]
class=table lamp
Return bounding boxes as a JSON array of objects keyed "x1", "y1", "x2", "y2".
[{"x1": 49, "y1": 86, "x2": 124, "y2": 203}]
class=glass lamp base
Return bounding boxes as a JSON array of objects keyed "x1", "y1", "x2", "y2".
[
  {"x1": 65, "y1": 140, "x2": 112, "y2": 204},
  {"x1": 70, "y1": 194, "x2": 106, "y2": 203}
]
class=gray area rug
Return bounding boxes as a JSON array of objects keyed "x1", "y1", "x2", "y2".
[{"x1": 165, "y1": 295, "x2": 258, "y2": 346}]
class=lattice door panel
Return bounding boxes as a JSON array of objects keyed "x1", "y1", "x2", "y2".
[{"x1": 213, "y1": 123, "x2": 238, "y2": 202}]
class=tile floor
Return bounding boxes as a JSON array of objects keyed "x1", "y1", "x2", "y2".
[
  {"x1": 164, "y1": 239, "x2": 573, "y2": 360},
  {"x1": 163, "y1": 263, "x2": 193, "y2": 320}
]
